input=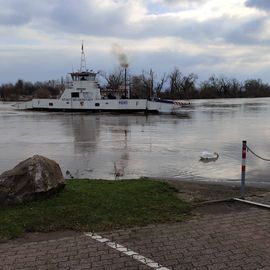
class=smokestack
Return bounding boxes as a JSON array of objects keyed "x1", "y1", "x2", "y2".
[{"x1": 112, "y1": 44, "x2": 129, "y2": 98}]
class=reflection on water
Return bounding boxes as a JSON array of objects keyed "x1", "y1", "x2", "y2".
[{"x1": 1, "y1": 99, "x2": 270, "y2": 185}]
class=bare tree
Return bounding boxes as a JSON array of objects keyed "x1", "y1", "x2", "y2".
[
  {"x1": 155, "y1": 74, "x2": 167, "y2": 98},
  {"x1": 104, "y1": 67, "x2": 125, "y2": 91},
  {"x1": 141, "y1": 69, "x2": 154, "y2": 99},
  {"x1": 167, "y1": 68, "x2": 197, "y2": 99},
  {"x1": 168, "y1": 68, "x2": 182, "y2": 98},
  {"x1": 181, "y1": 73, "x2": 198, "y2": 99},
  {"x1": 131, "y1": 69, "x2": 167, "y2": 99}
]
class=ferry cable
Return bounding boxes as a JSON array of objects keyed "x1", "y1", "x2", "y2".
[{"x1": 247, "y1": 145, "x2": 270, "y2": 162}]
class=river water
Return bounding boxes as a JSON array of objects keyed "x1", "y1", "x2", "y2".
[{"x1": 0, "y1": 98, "x2": 270, "y2": 185}]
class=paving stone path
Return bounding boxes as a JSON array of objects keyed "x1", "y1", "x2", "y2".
[{"x1": 0, "y1": 201, "x2": 269, "y2": 270}]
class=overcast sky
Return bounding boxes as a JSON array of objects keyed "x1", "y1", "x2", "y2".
[{"x1": 1, "y1": 0, "x2": 270, "y2": 84}]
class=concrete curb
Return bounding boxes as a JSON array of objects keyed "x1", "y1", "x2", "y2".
[{"x1": 233, "y1": 197, "x2": 270, "y2": 209}]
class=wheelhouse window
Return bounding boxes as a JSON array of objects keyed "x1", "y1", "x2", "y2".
[{"x1": 71, "y1": 92, "x2": 79, "y2": 98}]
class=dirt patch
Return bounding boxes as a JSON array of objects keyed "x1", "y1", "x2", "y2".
[
  {"x1": 194, "y1": 200, "x2": 252, "y2": 215},
  {"x1": 161, "y1": 179, "x2": 270, "y2": 216},
  {"x1": 162, "y1": 179, "x2": 270, "y2": 203}
]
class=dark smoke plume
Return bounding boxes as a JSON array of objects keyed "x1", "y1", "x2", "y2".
[{"x1": 112, "y1": 44, "x2": 129, "y2": 68}]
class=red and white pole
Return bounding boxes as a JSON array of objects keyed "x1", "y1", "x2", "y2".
[{"x1": 241, "y1": 140, "x2": 247, "y2": 198}]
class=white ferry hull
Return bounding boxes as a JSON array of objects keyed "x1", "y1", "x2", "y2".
[{"x1": 15, "y1": 99, "x2": 182, "y2": 114}]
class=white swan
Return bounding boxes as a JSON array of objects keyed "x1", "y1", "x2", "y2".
[{"x1": 200, "y1": 151, "x2": 219, "y2": 162}]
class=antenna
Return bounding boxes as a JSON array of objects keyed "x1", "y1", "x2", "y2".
[{"x1": 80, "y1": 40, "x2": 87, "y2": 72}]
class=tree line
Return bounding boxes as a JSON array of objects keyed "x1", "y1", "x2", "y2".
[
  {"x1": 98, "y1": 67, "x2": 270, "y2": 99},
  {"x1": 1, "y1": 67, "x2": 270, "y2": 101},
  {"x1": 0, "y1": 79, "x2": 63, "y2": 101}
]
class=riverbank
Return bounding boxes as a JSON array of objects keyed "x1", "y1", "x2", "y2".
[
  {"x1": 162, "y1": 179, "x2": 270, "y2": 203},
  {"x1": 1, "y1": 180, "x2": 270, "y2": 270},
  {"x1": 0, "y1": 179, "x2": 191, "y2": 241},
  {"x1": 1, "y1": 178, "x2": 269, "y2": 242}
]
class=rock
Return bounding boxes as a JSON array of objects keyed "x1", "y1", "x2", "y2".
[{"x1": 0, "y1": 155, "x2": 65, "y2": 204}]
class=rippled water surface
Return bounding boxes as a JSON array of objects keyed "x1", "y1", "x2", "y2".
[{"x1": 1, "y1": 98, "x2": 270, "y2": 185}]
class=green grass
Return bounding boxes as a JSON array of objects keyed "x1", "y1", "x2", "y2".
[{"x1": 0, "y1": 179, "x2": 191, "y2": 240}]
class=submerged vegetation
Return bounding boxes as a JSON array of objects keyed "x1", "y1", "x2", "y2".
[
  {"x1": 0, "y1": 179, "x2": 191, "y2": 240},
  {"x1": 1, "y1": 67, "x2": 270, "y2": 101}
]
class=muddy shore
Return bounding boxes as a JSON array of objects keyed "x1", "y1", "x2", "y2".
[{"x1": 163, "y1": 179, "x2": 270, "y2": 203}]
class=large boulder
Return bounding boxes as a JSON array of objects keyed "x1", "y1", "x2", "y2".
[{"x1": 0, "y1": 155, "x2": 65, "y2": 204}]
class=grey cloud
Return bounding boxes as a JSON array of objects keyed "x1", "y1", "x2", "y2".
[
  {"x1": 0, "y1": 0, "x2": 31, "y2": 26},
  {"x1": 0, "y1": 0, "x2": 131, "y2": 36},
  {"x1": 0, "y1": 11, "x2": 30, "y2": 26},
  {"x1": 2, "y1": 43, "x2": 270, "y2": 85},
  {"x1": 245, "y1": 0, "x2": 270, "y2": 11},
  {"x1": 0, "y1": 0, "x2": 267, "y2": 47},
  {"x1": 158, "y1": 0, "x2": 206, "y2": 5},
  {"x1": 130, "y1": 49, "x2": 226, "y2": 78},
  {"x1": 49, "y1": 0, "x2": 130, "y2": 37},
  {"x1": 47, "y1": 4, "x2": 269, "y2": 47},
  {"x1": 46, "y1": 1, "x2": 269, "y2": 46},
  {"x1": 225, "y1": 17, "x2": 267, "y2": 45},
  {"x1": 138, "y1": 15, "x2": 269, "y2": 46},
  {"x1": 1, "y1": 0, "x2": 270, "y2": 85},
  {"x1": 0, "y1": 0, "x2": 53, "y2": 26}
]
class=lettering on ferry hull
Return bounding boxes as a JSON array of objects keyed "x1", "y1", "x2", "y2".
[
  {"x1": 62, "y1": 98, "x2": 92, "y2": 101},
  {"x1": 119, "y1": 100, "x2": 128, "y2": 105}
]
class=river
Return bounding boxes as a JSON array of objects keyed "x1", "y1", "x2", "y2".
[{"x1": 1, "y1": 98, "x2": 270, "y2": 185}]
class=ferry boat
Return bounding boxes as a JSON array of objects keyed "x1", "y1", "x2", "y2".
[{"x1": 15, "y1": 46, "x2": 190, "y2": 114}]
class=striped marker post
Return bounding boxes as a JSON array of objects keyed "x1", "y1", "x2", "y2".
[{"x1": 241, "y1": 140, "x2": 247, "y2": 199}]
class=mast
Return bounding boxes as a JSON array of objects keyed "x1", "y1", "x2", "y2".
[{"x1": 80, "y1": 40, "x2": 87, "y2": 72}]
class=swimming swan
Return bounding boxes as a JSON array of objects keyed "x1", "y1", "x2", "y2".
[{"x1": 200, "y1": 151, "x2": 219, "y2": 162}]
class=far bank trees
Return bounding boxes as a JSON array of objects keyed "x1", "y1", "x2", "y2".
[
  {"x1": 0, "y1": 79, "x2": 62, "y2": 101},
  {"x1": 2, "y1": 68, "x2": 270, "y2": 101},
  {"x1": 130, "y1": 69, "x2": 166, "y2": 99}
]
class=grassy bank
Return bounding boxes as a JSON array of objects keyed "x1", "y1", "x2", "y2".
[{"x1": 0, "y1": 179, "x2": 191, "y2": 240}]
